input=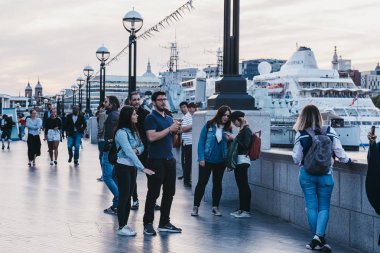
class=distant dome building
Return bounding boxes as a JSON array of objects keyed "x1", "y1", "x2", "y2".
[
  {"x1": 142, "y1": 59, "x2": 156, "y2": 78},
  {"x1": 25, "y1": 82, "x2": 33, "y2": 98}
]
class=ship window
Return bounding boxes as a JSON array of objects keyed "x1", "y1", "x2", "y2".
[
  {"x1": 346, "y1": 109, "x2": 358, "y2": 116},
  {"x1": 374, "y1": 122, "x2": 380, "y2": 126},
  {"x1": 361, "y1": 121, "x2": 371, "y2": 125},
  {"x1": 358, "y1": 109, "x2": 369, "y2": 116},
  {"x1": 350, "y1": 121, "x2": 360, "y2": 126},
  {"x1": 344, "y1": 121, "x2": 351, "y2": 126},
  {"x1": 333, "y1": 108, "x2": 347, "y2": 117}
]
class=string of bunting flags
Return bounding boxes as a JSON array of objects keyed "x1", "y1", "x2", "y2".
[{"x1": 105, "y1": 0, "x2": 194, "y2": 68}]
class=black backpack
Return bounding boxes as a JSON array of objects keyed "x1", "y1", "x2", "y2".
[
  {"x1": 108, "y1": 140, "x2": 121, "y2": 165},
  {"x1": 301, "y1": 127, "x2": 333, "y2": 176}
]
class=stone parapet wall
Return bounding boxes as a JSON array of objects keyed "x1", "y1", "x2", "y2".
[{"x1": 253, "y1": 151, "x2": 378, "y2": 253}]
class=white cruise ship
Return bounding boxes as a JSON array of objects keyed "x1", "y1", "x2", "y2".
[{"x1": 251, "y1": 46, "x2": 379, "y2": 148}]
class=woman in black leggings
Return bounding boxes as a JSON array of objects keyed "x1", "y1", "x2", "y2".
[{"x1": 228, "y1": 111, "x2": 253, "y2": 218}]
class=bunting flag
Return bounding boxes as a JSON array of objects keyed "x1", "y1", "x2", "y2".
[{"x1": 106, "y1": 0, "x2": 194, "y2": 68}]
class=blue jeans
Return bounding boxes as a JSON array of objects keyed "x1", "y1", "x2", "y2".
[
  {"x1": 299, "y1": 168, "x2": 334, "y2": 237},
  {"x1": 67, "y1": 132, "x2": 82, "y2": 161},
  {"x1": 102, "y1": 152, "x2": 119, "y2": 208},
  {"x1": 98, "y1": 140, "x2": 105, "y2": 169}
]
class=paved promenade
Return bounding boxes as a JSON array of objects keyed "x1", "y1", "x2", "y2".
[{"x1": 0, "y1": 140, "x2": 363, "y2": 253}]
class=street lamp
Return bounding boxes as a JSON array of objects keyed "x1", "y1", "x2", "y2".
[
  {"x1": 71, "y1": 84, "x2": 78, "y2": 107},
  {"x1": 123, "y1": 8, "x2": 143, "y2": 95},
  {"x1": 76, "y1": 77, "x2": 85, "y2": 111},
  {"x1": 60, "y1": 89, "x2": 65, "y2": 116},
  {"x1": 83, "y1": 65, "x2": 94, "y2": 115},
  {"x1": 96, "y1": 45, "x2": 110, "y2": 104}
]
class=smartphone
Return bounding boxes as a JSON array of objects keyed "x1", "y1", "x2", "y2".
[{"x1": 371, "y1": 126, "x2": 376, "y2": 135}]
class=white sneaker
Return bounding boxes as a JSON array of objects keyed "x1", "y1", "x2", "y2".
[
  {"x1": 230, "y1": 210, "x2": 242, "y2": 216},
  {"x1": 212, "y1": 207, "x2": 222, "y2": 216},
  {"x1": 50, "y1": 161, "x2": 54, "y2": 165},
  {"x1": 234, "y1": 211, "x2": 251, "y2": 218},
  {"x1": 117, "y1": 225, "x2": 137, "y2": 236}
]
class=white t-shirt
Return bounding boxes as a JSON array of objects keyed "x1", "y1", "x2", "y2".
[{"x1": 181, "y1": 112, "x2": 192, "y2": 145}]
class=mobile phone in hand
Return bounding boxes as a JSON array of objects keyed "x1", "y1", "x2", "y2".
[{"x1": 371, "y1": 126, "x2": 376, "y2": 135}]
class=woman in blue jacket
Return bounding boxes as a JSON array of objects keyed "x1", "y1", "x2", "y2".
[
  {"x1": 114, "y1": 106, "x2": 155, "y2": 236},
  {"x1": 191, "y1": 105, "x2": 231, "y2": 217}
]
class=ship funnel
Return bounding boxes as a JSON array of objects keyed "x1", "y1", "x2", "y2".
[{"x1": 281, "y1": 47, "x2": 318, "y2": 72}]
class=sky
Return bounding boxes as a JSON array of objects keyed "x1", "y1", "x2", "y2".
[{"x1": 1, "y1": 0, "x2": 380, "y2": 96}]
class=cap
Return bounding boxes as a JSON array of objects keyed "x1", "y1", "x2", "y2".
[{"x1": 230, "y1": 111, "x2": 245, "y2": 121}]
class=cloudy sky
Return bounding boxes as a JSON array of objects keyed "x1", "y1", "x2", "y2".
[{"x1": 1, "y1": 0, "x2": 380, "y2": 96}]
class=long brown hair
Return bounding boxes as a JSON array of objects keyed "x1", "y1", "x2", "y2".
[
  {"x1": 293, "y1": 104, "x2": 323, "y2": 131},
  {"x1": 208, "y1": 105, "x2": 232, "y2": 131}
]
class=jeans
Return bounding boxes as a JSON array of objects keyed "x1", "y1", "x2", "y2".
[
  {"x1": 102, "y1": 152, "x2": 119, "y2": 208},
  {"x1": 299, "y1": 167, "x2": 334, "y2": 237},
  {"x1": 67, "y1": 132, "x2": 82, "y2": 161},
  {"x1": 182, "y1": 144, "x2": 192, "y2": 184},
  {"x1": 143, "y1": 158, "x2": 176, "y2": 226},
  {"x1": 234, "y1": 163, "x2": 251, "y2": 211},
  {"x1": 194, "y1": 162, "x2": 226, "y2": 207},
  {"x1": 115, "y1": 164, "x2": 136, "y2": 228},
  {"x1": 97, "y1": 140, "x2": 105, "y2": 173}
]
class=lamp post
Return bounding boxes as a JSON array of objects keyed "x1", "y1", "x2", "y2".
[
  {"x1": 83, "y1": 65, "x2": 94, "y2": 115},
  {"x1": 207, "y1": 0, "x2": 255, "y2": 109},
  {"x1": 76, "y1": 77, "x2": 85, "y2": 112},
  {"x1": 60, "y1": 89, "x2": 65, "y2": 116},
  {"x1": 71, "y1": 84, "x2": 78, "y2": 107},
  {"x1": 123, "y1": 9, "x2": 143, "y2": 95},
  {"x1": 96, "y1": 45, "x2": 110, "y2": 104}
]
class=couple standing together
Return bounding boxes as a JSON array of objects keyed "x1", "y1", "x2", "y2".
[{"x1": 102, "y1": 91, "x2": 182, "y2": 237}]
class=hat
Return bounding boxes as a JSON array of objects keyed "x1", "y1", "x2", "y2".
[{"x1": 230, "y1": 111, "x2": 245, "y2": 121}]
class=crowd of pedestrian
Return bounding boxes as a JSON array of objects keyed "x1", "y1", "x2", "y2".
[{"x1": 5, "y1": 91, "x2": 378, "y2": 253}]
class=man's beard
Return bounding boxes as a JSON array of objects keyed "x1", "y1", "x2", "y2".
[{"x1": 156, "y1": 105, "x2": 165, "y2": 112}]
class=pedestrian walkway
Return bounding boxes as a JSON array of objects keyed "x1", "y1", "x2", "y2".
[{"x1": 0, "y1": 140, "x2": 363, "y2": 253}]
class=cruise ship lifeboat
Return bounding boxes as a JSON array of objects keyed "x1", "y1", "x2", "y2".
[{"x1": 267, "y1": 83, "x2": 284, "y2": 94}]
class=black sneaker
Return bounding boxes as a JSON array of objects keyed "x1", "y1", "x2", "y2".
[
  {"x1": 7, "y1": 146, "x2": 9, "y2": 150},
  {"x1": 131, "y1": 200, "x2": 139, "y2": 210},
  {"x1": 104, "y1": 206, "x2": 117, "y2": 215},
  {"x1": 74, "y1": 160, "x2": 79, "y2": 165},
  {"x1": 177, "y1": 176, "x2": 183, "y2": 180},
  {"x1": 319, "y1": 236, "x2": 332, "y2": 253},
  {"x1": 306, "y1": 235, "x2": 323, "y2": 250},
  {"x1": 144, "y1": 223, "x2": 157, "y2": 236},
  {"x1": 158, "y1": 222, "x2": 182, "y2": 233},
  {"x1": 184, "y1": 182, "x2": 192, "y2": 187},
  {"x1": 1, "y1": 145, "x2": 4, "y2": 150},
  {"x1": 68, "y1": 156, "x2": 73, "y2": 163},
  {"x1": 155, "y1": 203, "x2": 161, "y2": 211}
]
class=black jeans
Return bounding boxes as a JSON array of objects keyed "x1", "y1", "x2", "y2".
[
  {"x1": 194, "y1": 162, "x2": 226, "y2": 207},
  {"x1": 182, "y1": 144, "x2": 192, "y2": 184},
  {"x1": 234, "y1": 163, "x2": 251, "y2": 211},
  {"x1": 143, "y1": 158, "x2": 176, "y2": 226},
  {"x1": 115, "y1": 163, "x2": 136, "y2": 228}
]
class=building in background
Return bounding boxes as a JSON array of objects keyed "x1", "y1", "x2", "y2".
[
  {"x1": 241, "y1": 59, "x2": 286, "y2": 80},
  {"x1": 361, "y1": 63, "x2": 380, "y2": 96}
]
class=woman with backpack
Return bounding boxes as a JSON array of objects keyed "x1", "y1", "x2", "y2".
[
  {"x1": 292, "y1": 105, "x2": 352, "y2": 253},
  {"x1": 191, "y1": 105, "x2": 232, "y2": 217},
  {"x1": 226, "y1": 111, "x2": 253, "y2": 218},
  {"x1": 113, "y1": 106, "x2": 155, "y2": 236}
]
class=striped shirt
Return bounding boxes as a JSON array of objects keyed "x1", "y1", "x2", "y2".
[{"x1": 181, "y1": 112, "x2": 193, "y2": 145}]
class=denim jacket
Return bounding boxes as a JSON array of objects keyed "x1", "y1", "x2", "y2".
[
  {"x1": 115, "y1": 128, "x2": 144, "y2": 171},
  {"x1": 198, "y1": 123, "x2": 229, "y2": 163}
]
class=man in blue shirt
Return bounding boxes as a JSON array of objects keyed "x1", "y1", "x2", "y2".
[{"x1": 143, "y1": 91, "x2": 182, "y2": 236}]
